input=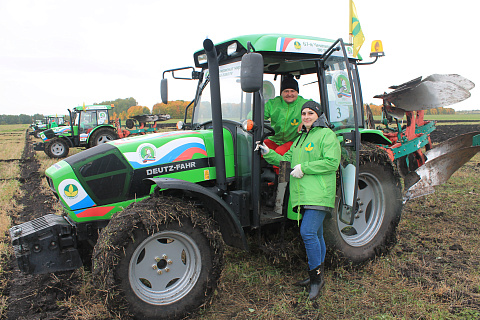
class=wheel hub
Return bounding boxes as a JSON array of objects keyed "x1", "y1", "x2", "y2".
[{"x1": 152, "y1": 255, "x2": 172, "y2": 274}]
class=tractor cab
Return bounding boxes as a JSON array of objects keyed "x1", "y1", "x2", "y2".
[
  {"x1": 161, "y1": 34, "x2": 383, "y2": 229},
  {"x1": 71, "y1": 106, "x2": 112, "y2": 144}
]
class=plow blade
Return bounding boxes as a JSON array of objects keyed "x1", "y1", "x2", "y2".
[
  {"x1": 375, "y1": 74, "x2": 474, "y2": 112},
  {"x1": 424, "y1": 131, "x2": 480, "y2": 162},
  {"x1": 404, "y1": 132, "x2": 480, "y2": 200}
]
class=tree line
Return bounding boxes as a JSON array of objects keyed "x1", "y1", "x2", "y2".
[
  {"x1": 97, "y1": 98, "x2": 192, "y2": 121},
  {"x1": 0, "y1": 98, "x2": 192, "y2": 125},
  {"x1": 0, "y1": 99, "x2": 459, "y2": 125}
]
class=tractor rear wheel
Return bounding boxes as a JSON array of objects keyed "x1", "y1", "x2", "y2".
[
  {"x1": 92, "y1": 197, "x2": 224, "y2": 320},
  {"x1": 325, "y1": 146, "x2": 403, "y2": 264},
  {"x1": 88, "y1": 128, "x2": 118, "y2": 147},
  {"x1": 44, "y1": 137, "x2": 69, "y2": 158}
]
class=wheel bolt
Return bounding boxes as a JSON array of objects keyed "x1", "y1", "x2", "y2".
[
  {"x1": 162, "y1": 254, "x2": 168, "y2": 259},
  {"x1": 157, "y1": 270, "x2": 162, "y2": 275},
  {"x1": 165, "y1": 267, "x2": 170, "y2": 272},
  {"x1": 154, "y1": 256, "x2": 161, "y2": 262},
  {"x1": 355, "y1": 214, "x2": 360, "y2": 219},
  {"x1": 152, "y1": 264, "x2": 157, "y2": 270},
  {"x1": 167, "y1": 260, "x2": 173, "y2": 265}
]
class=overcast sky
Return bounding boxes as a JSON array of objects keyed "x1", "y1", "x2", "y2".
[{"x1": 1, "y1": 0, "x2": 478, "y2": 116}]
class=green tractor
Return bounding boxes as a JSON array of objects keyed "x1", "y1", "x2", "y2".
[
  {"x1": 30, "y1": 114, "x2": 67, "y2": 138},
  {"x1": 10, "y1": 34, "x2": 479, "y2": 319},
  {"x1": 34, "y1": 104, "x2": 119, "y2": 158}
]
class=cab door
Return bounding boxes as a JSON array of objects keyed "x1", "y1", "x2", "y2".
[{"x1": 320, "y1": 39, "x2": 360, "y2": 225}]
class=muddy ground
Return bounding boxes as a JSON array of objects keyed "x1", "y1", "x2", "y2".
[{"x1": 3, "y1": 124, "x2": 479, "y2": 320}]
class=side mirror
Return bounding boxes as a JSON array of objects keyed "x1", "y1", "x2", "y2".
[
  {"x1": 160, "y1": 78, "x2": 168, "y2": 104},
  {"x1": 241, "y1": 52, "x2": 263, "y2": 93}
]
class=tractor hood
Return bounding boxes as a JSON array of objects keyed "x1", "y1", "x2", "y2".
[
  {"x1": 40, "y1": 126, "x2": 72, "y2": 141},
  {"x1": 45, "y1": 129, "x2": 234, "y2": 223}
]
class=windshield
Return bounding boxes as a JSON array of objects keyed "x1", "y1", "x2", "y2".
[
  {"x1": 192, "y1": 61, "x2": 323, "y2": 126},
  {"x1": 193, "y1": 61, "x2": 253, "y2": 126}
]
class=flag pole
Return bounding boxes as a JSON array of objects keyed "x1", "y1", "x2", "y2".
[{"x1": 348, "y1": 0, "x2": 352, "y2": 44}]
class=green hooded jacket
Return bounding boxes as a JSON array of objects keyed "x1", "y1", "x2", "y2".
[
  {"x1": 264, "y1": 95, "x2": 310, "y2": 145},
  {"x1": 264, "y1": 123, "x2": 341, "y2": 210}
]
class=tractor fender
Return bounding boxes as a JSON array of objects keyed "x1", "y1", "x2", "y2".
[
  {"x1": 146, "y1": 177, "x2": 248, "y2": 251},
  {"x1": 55, "y1": 136, "x2": 74, "y2": 148},
  {"x1": 359, "y1": 128, "x2": 392, "y2": 145}
]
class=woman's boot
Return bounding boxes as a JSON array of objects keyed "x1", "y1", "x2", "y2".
[{"x1": 308, "y1": 263, "x2": 325, "y2": 300}]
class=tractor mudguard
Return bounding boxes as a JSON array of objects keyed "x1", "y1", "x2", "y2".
[
  {"x1": 146, "y1": 177, "x2": 248, "y2": 251},
  {"x1": 359, "y1": 128, "x2": 392, "y2": 145}
]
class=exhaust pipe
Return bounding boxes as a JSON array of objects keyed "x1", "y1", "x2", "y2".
[{"x1": 203, "y1": 39, "x2": 227, "y2": 193}]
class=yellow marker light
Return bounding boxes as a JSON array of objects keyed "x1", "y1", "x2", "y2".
[{"x1": 370, "y1": 40, "x2": 385, "y2": 58}]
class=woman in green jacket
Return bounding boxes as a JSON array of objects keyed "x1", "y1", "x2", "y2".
[{"x1": 257, "y1": 101, "x2": 341, "y2": 300}]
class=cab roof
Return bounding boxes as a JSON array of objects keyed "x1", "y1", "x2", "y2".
[
  {"x1": 193, "y1": 34, "x2": 355, "y2": 75},
  {"x1": 73, "y1": 105, "x2": 114, "y2": 111}
]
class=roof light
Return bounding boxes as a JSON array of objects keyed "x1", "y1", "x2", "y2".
[
  {"x1": 197, "y1": 54, "x2": 207, "y2": 64},
  {"x1": 227, "y1": 42, "x2": 237, "y2": 56},
  {"x1": 370, "y1": 40, "x2": 385, "y2": 58}
]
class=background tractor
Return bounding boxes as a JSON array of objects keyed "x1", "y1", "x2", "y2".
[
  {"x1": 34, "y1": 104, "x2": 119, "y2": 158},
  {"x1": 30, "y1": 114, "x2": 67, "y2": 138},
  {"x1": 10, "y1": 34, "x2": 479, "y2": 320}
]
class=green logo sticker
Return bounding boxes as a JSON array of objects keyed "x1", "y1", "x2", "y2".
[
  {"x1": 333, "y1": 72, "x2": 352, "y2": 98},
  {"x1": 64, "y1": 184, "x2": 78, "y2": 198}
]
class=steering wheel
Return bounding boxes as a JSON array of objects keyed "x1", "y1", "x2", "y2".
[{"x1": 260, "y1": 124, "x2": 275, "y2": 143}]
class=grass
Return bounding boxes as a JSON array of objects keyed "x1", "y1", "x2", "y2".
[
  {"x1": 196, "y1": 153, "x2": 480, "y2": 319},
  {"x1": 0, "y1": 125, "x2": 27, "y2": 319}
]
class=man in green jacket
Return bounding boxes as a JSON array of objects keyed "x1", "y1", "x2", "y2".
[
  {"x1": 264, "y1": 74, "x2": 310, "y2": 155},
  {"x1": 257, "y1": 101, "x2": 341, "y2": 301}
]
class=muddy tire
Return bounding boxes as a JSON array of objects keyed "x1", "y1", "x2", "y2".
[
  {"x1": 88, "y1": 128, "x2": 118, "y2": 147},
  {"x1": 44, "y1": 137, "x2": 69, "y2": 158},
  {"x1": 33, "y1": 130, "x2": 40, "y2": 138},
  {"x1": 325, "y1": 144, "x2": 403, "y2": 264},
  {"x1": 92, "y1": 197, "x2": 224, "y2": 320}
]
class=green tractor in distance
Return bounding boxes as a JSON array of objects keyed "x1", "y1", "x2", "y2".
[
  {"x1": 34, "y1": 104, "x2": 119, "y2": 158},
  {"x1": 10, "y1": 34, "x2": 479, "y2": 320},
  {"x1": 30, "y1": 114, "x2": 67, "y2": 138}
]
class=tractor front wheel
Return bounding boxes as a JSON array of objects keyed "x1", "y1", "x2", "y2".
[
  {"x1": 325, "y1": 150, "x2": 403, "y2": 264},
  {"x1": 92, "y1": 197, "x2": 224, "y2": 320},
  {"x1": 44, "y1": 137, "x2": 69, "y2": 158}
]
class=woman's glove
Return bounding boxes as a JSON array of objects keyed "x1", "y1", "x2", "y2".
[
  {"x1": 255, "y1": 141, "x2": 269, "y2": 155},
  {"x1": 290, "y1": 164, "x2": 304, "y2": 178}
]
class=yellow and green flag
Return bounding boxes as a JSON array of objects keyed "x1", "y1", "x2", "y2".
[{"x1": 349, "y1": 0, "x2": 365, "y2": 57}]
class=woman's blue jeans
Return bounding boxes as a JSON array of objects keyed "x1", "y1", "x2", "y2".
[{"x1": 300, "y1": 209, "x2": 327, "y2": 270}]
